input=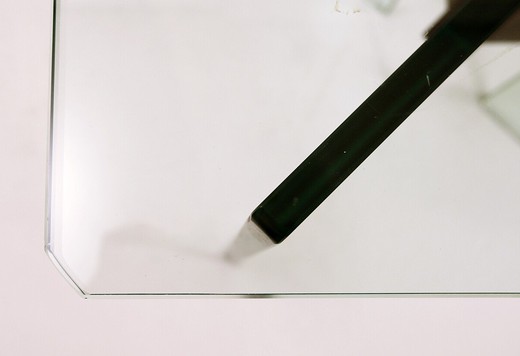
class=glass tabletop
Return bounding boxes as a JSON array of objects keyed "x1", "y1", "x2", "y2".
[{"x1": 46, "y1": 0, "x2": 520, "y2": 296}]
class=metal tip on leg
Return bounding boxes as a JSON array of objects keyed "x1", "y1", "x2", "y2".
[{"x1": 224, "y1": 217, "x2": 274, "y2": 263}]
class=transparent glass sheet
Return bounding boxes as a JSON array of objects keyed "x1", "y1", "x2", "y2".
[{"x1": 46, "y1": 0, "x2": 520, "y2": 296}]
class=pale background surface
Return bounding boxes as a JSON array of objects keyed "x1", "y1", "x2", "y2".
[{"x1": 2, "y1": 0, "x2": 520, "y2": 354}]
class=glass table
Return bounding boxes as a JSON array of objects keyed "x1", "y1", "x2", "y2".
[{"x1": 46, "y1": 0, "x2": 520, "y2": 296}]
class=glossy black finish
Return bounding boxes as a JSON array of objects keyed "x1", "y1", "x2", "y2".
[{"x1": 252, "y1": 0, "x2": 520, "y2": 244}]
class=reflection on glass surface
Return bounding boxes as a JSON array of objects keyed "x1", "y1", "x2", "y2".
[
  {"x1": 482, "y1": 74, "x2": 520, "y2": 141},
  {"x1": 46, "y1": 0, "x2": 520, "y2": 296}
]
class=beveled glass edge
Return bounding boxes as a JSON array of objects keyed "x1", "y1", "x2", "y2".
[
  {"x1": 43, "y1": 0, "x2": 520, "y2": 298},
  {"x1": 82, "y1": 292, "x2": 520, "y2": 299},
  {"x1": 44, "y1": 0, "x2": 88, "y2": 297},
  {"x1": 46, "y1": 247, "x2": 88, "y2": 297},
  {"x1": 44, "y1": 0, "x2": 57, "y2": 251}
]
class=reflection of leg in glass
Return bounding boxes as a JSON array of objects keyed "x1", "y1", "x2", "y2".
[
  {"x1": 224, "y1": 218, "x2": 274, "y2": 263},
  {"x1": 482, "y1": 73, "x2": 520, "y2": 142}
]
